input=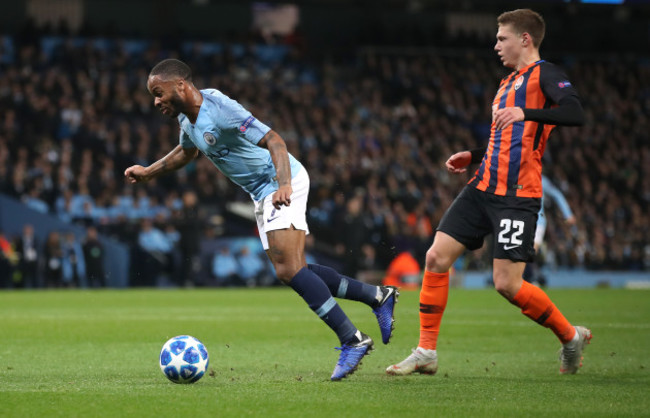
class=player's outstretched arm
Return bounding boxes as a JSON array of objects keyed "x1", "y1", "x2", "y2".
[
  {"x1": 258, "y1": 130, "x2": 292, "y2": 209},
  {"x1": 124, "y1": 145, "x2": 198, "y2": 183}
]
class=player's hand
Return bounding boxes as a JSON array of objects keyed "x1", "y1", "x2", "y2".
[
  {"x1": 565, "y1": 215, "x2": 576, "y2": 226},
  {"x1": 124, "y1": 165, "x2": 150, "y2": 183},
  {"x1": 494, "y1": 107, "x2": 525, "y2": 130},
  {"x1": 446, "y1": 151, "x2": 472, "y2": 174},
  {"x1": 272, "y1": 185, "x2": 292, "y2": 209}
]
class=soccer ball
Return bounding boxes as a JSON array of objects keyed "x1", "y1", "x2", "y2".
[{"x1": 159, "y1": 335, "x2": 209, "y2": 384}]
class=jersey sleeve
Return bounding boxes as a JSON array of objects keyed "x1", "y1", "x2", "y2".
[
  {"x1": 220, "y1": 96, "x2": 271, "y2": 145},
  {"x1": 539, "y1": 63, "x2": 580, "y2": 105},
  {"x1": 523, "y1": 63, "x2": 585, "y2": 126},
  {"x1": 179, "y1": 128, "x2": 196, "y2": 149}
]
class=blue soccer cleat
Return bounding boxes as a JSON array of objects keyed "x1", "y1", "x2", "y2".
[
  {"x1": 330, "y1": 331, "x2": 374, "y2": 381},
  {"x1": 372, "y1": 286, "x2": 399, "y2": 344}
]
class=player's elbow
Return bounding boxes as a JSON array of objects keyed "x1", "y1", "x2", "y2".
[
  {"x1": 562, "y1": 97, "x2": 586, "y2": 126},
  {"x1": 183, "y1": 147, "x2": 199, "y2": 161},
  {"x1": 573, "y1": 107, "x2": 586, "y2": 126},
  {"x1": 266, "y1": 131, "x2": 287, "y2": 149}
]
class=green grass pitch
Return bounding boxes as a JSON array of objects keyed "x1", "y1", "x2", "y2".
[{"x1": 1, "y1": 288, "x2": 648, "y2": 417}]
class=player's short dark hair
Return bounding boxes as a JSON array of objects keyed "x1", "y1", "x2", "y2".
[
  {"x1": 497, "y1": 9, "x2": 545, "y2": 48},
  {"x1": 149, "y1": 59, "x2": 192, "y2": 81}
]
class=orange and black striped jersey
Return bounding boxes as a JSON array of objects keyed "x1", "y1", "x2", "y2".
[{"x1": 468, "y1": 60, "x2": 581, "y2": 197}]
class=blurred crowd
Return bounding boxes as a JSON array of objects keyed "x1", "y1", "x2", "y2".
[
  {"x1": 0, "y1": 224, "x2": 104, "y2": 288},
  {"x1": 0, "y1": 32, "x2": 648, "y2": 288}
]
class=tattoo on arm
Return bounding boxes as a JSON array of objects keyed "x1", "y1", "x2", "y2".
[
  {"x1": 265, "y1": 131, "x2": 291, "y2": 186},
  {"x1": 148, "y1": 146, "x2": 196, "y2": 178}
]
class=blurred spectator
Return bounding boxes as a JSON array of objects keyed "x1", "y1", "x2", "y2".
[
  {"x1": 335, "y1": 194, "x2": 367, "y2": 277},
  {"x1": 382, "y1": 251, "x2": 421, "y2": 289},
  {"x1": 237, "y1": 246, "x2": 265, "y2": 287},
  {"x1": 83, "y1": 226, "x2": 105, "y2": 287},
  {"x1": 0, "y1": 229, "x2": 18, "y2": 287},
  {"x1": 359, "y1": 244, "x2": 381, "y2": 272},
  {"x1": 55, "y1": 189, "x2": 75, "y2": 223},
  {"x1": 212, "y1": 247, "x2": 241, "y2": 287},
  {"x1": 23, "y1": 186, "x2": 49, "y2": 214},
  {"x1": 136, "y1": 218, "x2": 174, "y2": 286},
  {"x1": 43, "y1": 231, "x2": 63, "y2": 287},
  {"x1": 13, "y1": 224, "x2": 40, "y2": 288},
  {"x1": 176, "y1": 190, "x2": 202, "y2": 287},
  {"x1": 62, "y1": 231, "x2": 87, "y2": 288}
]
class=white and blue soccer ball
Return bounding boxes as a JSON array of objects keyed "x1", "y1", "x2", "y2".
[{"x1": 159, "y1": 335, "x2": 209, "y2": 384}]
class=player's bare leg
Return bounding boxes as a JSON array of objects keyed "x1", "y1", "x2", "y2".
[
  {"x1": 265, "y1": 226, "x2": 306, "y2": 284},
  {"x1": 492, "y1": 259, "x2": 525, "y2": 300}
]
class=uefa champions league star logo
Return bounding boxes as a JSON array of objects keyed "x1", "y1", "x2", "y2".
[{"x1": 203, "y1": 132, "x2": 217, "y2": 146}]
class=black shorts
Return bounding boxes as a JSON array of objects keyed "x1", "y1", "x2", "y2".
[{"x1": 437, "y1": 186, "x2": 540, "y2": 262}]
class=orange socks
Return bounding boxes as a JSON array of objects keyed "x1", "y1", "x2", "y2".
[
  {"x1": 418, "y1": 271, "x2": 449, "y2": 350},
  {"x1": 512, "y1": 280, "x2": 576, "y2": 343},
  {"x1": 418, "y1": 273, "x2": 575, "y2": 348}
]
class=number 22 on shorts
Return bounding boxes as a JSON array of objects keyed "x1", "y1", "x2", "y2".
[{"x1": 498, "y1": 218, "x2": 524, "y2": 250}]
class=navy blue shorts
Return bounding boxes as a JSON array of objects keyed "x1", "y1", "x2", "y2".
[{"x1": 437, "y1": 186, "x2": 540, "y2": 262}]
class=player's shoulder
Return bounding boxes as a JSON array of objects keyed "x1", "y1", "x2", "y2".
[
  {"x1": 201, "y1": 88, "x2": 241, "y2": 111},
  {"x1": 199, "y1": 88, "x2": 230, "y2": 117},
  {"x1": 537, "y1": 60, "x2": 578, "y2": 94},
  {"x1": 200, "y1": 88, "x2": 225, "y2": 104},
  {"x1": 538, "y1": 60, "x2": 557, "y2": 68},
  {"x1": 537, "y1": 60, "x2": 569, "y2": 77}
]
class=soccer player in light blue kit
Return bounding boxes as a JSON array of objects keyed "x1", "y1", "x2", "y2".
[
  {"x1": 524, "y1": 174, "x2": 576, "y2": 285},
  {"x1": 124, "y1": 59, "x2": 398, "y2": 380},
  {"x1": 536, "y1": 175, "x2": 576, "y2": 250}
]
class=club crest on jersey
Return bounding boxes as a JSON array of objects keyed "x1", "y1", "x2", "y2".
[
  {"x1": 514, "y1": 75, "x2": 525, "y2": 90},
  {"x1": 240, "y1": 116, "x2": 255, "y2": 133},
  {"x1": 203, "y1": 132, "x2": 217, "y2": 146}
]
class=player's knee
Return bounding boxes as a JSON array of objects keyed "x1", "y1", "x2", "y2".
[
  {"x1": 425, "y1": 247, "x2": 453, "y2": 273},
  {"x1": 274, "y1": 263, "x2": 301, "y2": 284},
  {"x1": 493, "y1": 281, "x2": 512, "y2": 299},
  {"x1": 492, "y1": 274, "x2": 520, "y2": 300}
]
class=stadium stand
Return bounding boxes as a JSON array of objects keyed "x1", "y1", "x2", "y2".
[{"x1": 0, "y1": 4, "x2": 648, "y2": 287}]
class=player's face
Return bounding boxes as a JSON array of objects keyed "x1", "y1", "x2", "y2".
[
  {"x1": 147, "y1": 75, "x2": 185, "y2": 118},
  {"x1": 494, "y1": 24, "x2": 522, "y2": 69}
]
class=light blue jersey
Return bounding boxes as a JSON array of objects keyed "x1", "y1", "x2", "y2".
[
  {"x1": 540, "y1": 175, "x2": 573, "y2": 220},
  {"x1": 537, "y1": 175, "x2": 573, "y2": 234},
  {"x1": 178, "y1": 89, "x2": 303, "y2": 201}
]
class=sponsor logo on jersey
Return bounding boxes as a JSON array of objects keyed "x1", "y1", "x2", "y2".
[
  {"x1": 558, "y1": 81, "x2": 572, "y2": 88},
  {"x1": 514, "y1": 75, "x2": 525, "y2": 90},
  {"x1": 205, "y1": 148, "x2": 229, "y2": 160},
  {"x1": 240, "y1": 116, "x2": 255, "y2": 133},
  {"x1": 203, "y1": 132, "x2": 217, "y2": 145}
]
